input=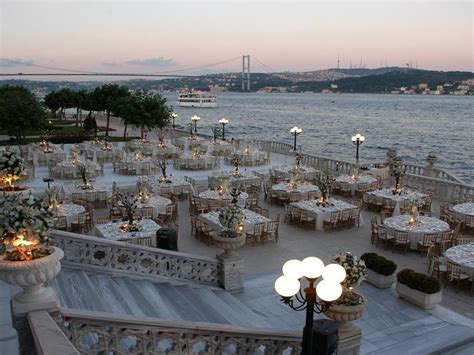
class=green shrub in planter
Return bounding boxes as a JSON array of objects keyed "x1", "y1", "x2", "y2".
[
  {"x1": 396, "y1": 268, "x2": 441, "y2": 294},
  {"x1": 361, "y1": 253, "x2": 396, "y2": 276}
]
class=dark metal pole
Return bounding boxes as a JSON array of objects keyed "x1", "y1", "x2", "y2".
[
  {"x1": 222, "y1": 123, "x2": 226, "y2": 140},
  {"x1": 302, "y1": 280, "x2": 315, "y2": 355},
  {"x1": 172, "y1": 117, "x2": 175, "y2": 129},
  {"x1": 194, "y1": 120, "x2": 197, "y2": 133},
  {"x1": 293, "y1": 132, "x2": 297, "y2": 151},
  {"x1": 355, "y1": 141, "x2": 360, "y2": 163}
]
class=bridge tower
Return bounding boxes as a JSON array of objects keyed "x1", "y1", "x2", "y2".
[{"x1": 242, "y1": 55, "x2": 250, "y2": 91}]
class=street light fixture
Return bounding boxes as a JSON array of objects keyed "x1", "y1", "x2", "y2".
[
  {"x1": 275, "y1": 257, "x2": 345, "y2": 355},
  {"x1": 290, "y1": 126, "x2": 303, "y2": 151},
  {"x1": 218, "y1": 118, "x2": 229, "y2": 140},
  {"x1": 191, "y1": 115, "x2": 200, "y2": 133},
  {"x1": 351, "y1": 133, "x2": 366, "y2": 163},
  {"x1": 170, "y1": 112, "x2": 178, "y2": 129}
]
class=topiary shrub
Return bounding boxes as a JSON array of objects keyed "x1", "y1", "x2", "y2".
[
  {"x1": 396, "y1": 268, "x2": 441, "y2": 294},
  {"x1": 361, "y1": 253, "x2": 397, "y2": 276}
]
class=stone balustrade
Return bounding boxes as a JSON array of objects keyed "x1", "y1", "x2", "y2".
[
  {"x1": 53, "y1": 308, "x2": 302, "y2": 354},
  {"x1": 49, "y1": 230, "x2": 225, "y2": 288}
]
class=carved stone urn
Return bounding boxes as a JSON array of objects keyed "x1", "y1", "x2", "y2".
[
  {"x1": 213, "y1": 233, "x2": 246, "y2": 258},
  {"x1": 0, "y1": 247, "x2": 64, "y2": 311},
  {"x1": 324, "y1": 293, "x2": 367, "y2": 335}
]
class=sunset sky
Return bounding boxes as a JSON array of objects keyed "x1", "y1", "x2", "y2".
[{"x1": 1, "y1": 0, "x2": 472, "y2": 75}]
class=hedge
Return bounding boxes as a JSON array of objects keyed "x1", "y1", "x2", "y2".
[
  {"x1": 396, "y1": 268, "x2": 441, "y2": 294},
  {"x1": 361, "y1": 252, "x2": 397, "y2": 276}
]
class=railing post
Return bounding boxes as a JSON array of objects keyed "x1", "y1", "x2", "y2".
[
  {"x1": 424, "y1": 154, "x2": 438, "y2": 178},
  {"x1": 217, "y1": 254, "x2": 244, "y2": 293}
]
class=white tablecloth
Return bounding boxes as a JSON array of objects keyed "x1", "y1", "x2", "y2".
[
  {"x1": 199, "y1": 209, "x2": 271, "y2": 233},
  {"x1": 136, "y1": 196, "x2": 172, "y2": 219},
  {"x1": 95, "y1": 219, "x2": 161, "y2": 242},
  {"x1": 61, "y1": 182, "x2": 110, "y2": 199},
  {"x1": 199, "y1": 190, "x2": 248, "y2": 208},
  {"x1": 291, "y1": 199, "x2": 361, "y2": 230},
  {"x1": 335, "y1": 175, "x2": 377, "y2": 196},
  {"x1": 365, "y1": 188, "x2": 428, "y2": 216},
  {"x1": 272, "y1": 165, "x2": 320, "y2": 181},
  {"x1": 208, "y1": 172, "x2": 262, "y2": 189},
  {"x1": 383, "y1": 215, "x2": 450, "y2": 250},
  {"x1": 142, "y1": 177, "x2": 192, "y2": 195},
  {"x1": 55, "y1": 161, "x2": 98, "y2": 179},
  {"x1": 445, "y1": 243, "x2": 474, "y2": 278},
  {"x1": 176, "y1": 155, "x2": 216, "y2": 170},
  {"x1": 453, "y1": 203, "x2": 474, "y2": 224},
  {"x1": 53, "y1": 203, "x2": 85, "y2": 227},
  {"x1": 271, "y1": 182, "x2": 320, "y2": 201}
]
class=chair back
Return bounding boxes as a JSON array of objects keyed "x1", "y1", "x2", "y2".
[
  {"x1": 253, "y1": 222, "x2": 265, "y2": 236},
  {"x1": 447, "y1": 261, "x2": 462, "y2": 279},
  {"x1": 54, "y1": 216, "x2": 67, "y2": 230},
  {"x1": 394, "y1": 230, "x2": 409, "y2": 242},
  {"x1": 422, "y1": 233, "x2": 437, "y2": 246}
]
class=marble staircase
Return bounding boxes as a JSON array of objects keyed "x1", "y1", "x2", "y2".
[{"x1": 48, "y1": 267, "x2": 273, "y2": 329}]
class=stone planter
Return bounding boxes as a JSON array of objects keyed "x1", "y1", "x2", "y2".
[
  {"x1": 213, "y1": 234, "x2": 246, "y2": 258},
  {"x1": 365, "y1": 269, "x2": 396, "y2": 289},
  {"x1": 395, "y1": 282, "x2": 442, "y2": 310},
  {"x1": 324, "y1": 293, "x2": 367, "y2": 335},
  {"x1": 0, "y1": 187, "x2": 33, "y2": 197},
  {"x1": 0, "y1": 247, "x2": 64, "y2": 308}
]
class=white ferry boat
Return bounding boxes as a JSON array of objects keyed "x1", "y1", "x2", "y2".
[{"x1": 177, "y1": 91, "x2": 217, "y2": 108}]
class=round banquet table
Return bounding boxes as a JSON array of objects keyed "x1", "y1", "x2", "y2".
[
  {"x1": 445, "y1": 243, "x2": 474, "y2": 279},
  {"x1": 383, "y1": 215, "x2": 450, "y2": 250},
  {"x1": 54, "y1": 203, "x2": 86, "y2": 228},
  {"x1": 366, "y1": 188, "x2": 428, "y2": 216},
  {"x1": 136, "y1": 195, "x2": 172, "y2": 219},
  {"x1": 453, "y1": 203, "x2": 474, "y2": 224},
  {"x1": 335, "y1": 175, "x2": 377, "y2": 196},
  {"x1": 199, "y1": 190, "x2": 248, "y2": 208},
  {"x1": 271, "y1": 182, "x2": 320, "y2": 201}
]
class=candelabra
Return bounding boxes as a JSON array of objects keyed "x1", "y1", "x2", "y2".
[
  {"x1": 290, "y1": 126, "x2": 303, "y2": 152},
  {"x1": 191, "y1": 115, "x2": 200, "y2": 133},
  {"x1": 219, "y1": 118, "x2": 229, "y2": 140},
  {"x1": 351, "y1": 133, "x2": 365, "y2": 163}
]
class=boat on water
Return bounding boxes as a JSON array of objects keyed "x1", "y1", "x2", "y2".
[{"x1": 177, "y1": 91, "x2": 217, "y2": 108}]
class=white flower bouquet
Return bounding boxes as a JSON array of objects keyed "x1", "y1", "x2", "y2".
[
  {"x1": 218, "y1": 203, "x2": 243, "y2": 236},
  {"x1": 0, "y1": 150, "x2": 26, "y2": 187},
  {"x1": 331, "y1": 252, "x2": 366, "y2": 289},
  {"x1": 0, "y1": 193, "x2": 54, "y2": 261}
]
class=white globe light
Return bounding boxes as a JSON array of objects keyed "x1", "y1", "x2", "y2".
[
  {"x1": 322, "y1": 264, "x2": 346, "y2": 283},
  {"x1": 301, "y1": 257, "x2": 324, "y2": 279},
  {"x1": 317, "y1": 280, "x2": 343, "y2": 302},
  {"x1": 274, "y1": 275, "x2": 300, "y2": 297},
  {"x1": 282, "y1": 259, "x2": 304, "y2": 279}
]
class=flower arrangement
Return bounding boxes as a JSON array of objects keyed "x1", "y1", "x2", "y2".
[
  {"x1": 294, "y1": 153, "x2": 302, "y2": 169},
  {"x1": 391, "y1": 158, "x2": 405, "y2": 194},
  {"x1": 77, "y1": 163, "x2": 92, "y2": 189},
  {"x1": 157, "y1": 159, "x2": 168, "y2": 180},
  {"x1": 0, "y1": 193, "x2": 54, "y2": 261},
  {"x1": 330, "y1": 252, "x2": 366, "y2": 306},
  {"x1": 117, "y1": 192, "x2": 138, "y2": 225},
  {"x1": 0, "y1": 150, "x2": 26, "y2": 190},
  {"x1": 316, "y1": 174, "x2": 334, "y2": 202},
  {"x1": 47, "y1": 185, "x2": 60, "y2": 208},
  {"x1": 218, "y1": 188, "x2": 244, "y2": 237}
]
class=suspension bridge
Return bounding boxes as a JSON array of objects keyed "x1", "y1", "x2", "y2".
[{"x1": 0, "y1": 55, "x2": 276, "y2": 91}]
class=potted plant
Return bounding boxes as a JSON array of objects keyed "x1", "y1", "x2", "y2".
[
  {"x1": 0, "y1": 150, "x2": 29, "y2": 194},
  {"x1": 361, "y1": 253, "x2": 397, "y2": 288},
  {"x1": 395, "y1": 268, "x2": 442, "y2": 309},
  {"x1": 213, "y1": 188, "x2": 245, "y2": 257},
  {"x1": 324, "y1": 252, "x2": 367, "y2": 335},
  {"x1": 0, "y1": 193, "x2": 64, "y2": 306}
]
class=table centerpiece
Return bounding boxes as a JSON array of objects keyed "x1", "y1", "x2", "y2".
[
  {"x1": 316, "y1": 175, "x2": 334, "y2": 207},
  {"x1": 230, "y1": 153, "x2": 242, "y2": 177},
  {"x1": 77, "y1": 163, "x2": 93, "y2": 190},
  {"x1": 117, "y1": 192, "x2": 141, "y2": 232},
  {"x1": 391, "y1": 158, "x2": 405, "y2": 195}
]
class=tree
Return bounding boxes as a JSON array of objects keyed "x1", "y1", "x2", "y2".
[
  {"x1": 43, "y1": 90, "x2": 61, "y2": 118},
  {"x1": 43, "y1": 88, "x2": 75, "y2": 119},
  {"x1": 72, "y1": 89, "x2": 88, "y2": 127},
  {"x1": 112, "y1": 95, "x2": 140, "y2": 139},
  {"x1": 0, "y1": 86, "x2": 47, "y2": 144},
  {"x1": 92, "y1": 84, "x2": 130, "y2": 136},
  {"x1": 134, "y1": 91, "x2": 171, "y2": 138}
]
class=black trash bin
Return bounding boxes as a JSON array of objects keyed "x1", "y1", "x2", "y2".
[
  {"x1": 156, "y1": 228, "x2": 178, "y2": 251},
  {"x1": 312, "y1": 319, "x2": 338, "y2": 355}
]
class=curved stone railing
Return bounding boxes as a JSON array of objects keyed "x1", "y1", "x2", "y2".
[
  {"x1": 49, "y1": 230, "x2": 223, "y2": 287},
  {"x1": 403, "y1": 173, "x2": 474, "y2": 202},
  {"x1": 403, "y1": 163, "x2": 464, "y2": 184},
  {"x1": 53, "y1": 308, "x2": 302, "y2": 354}
]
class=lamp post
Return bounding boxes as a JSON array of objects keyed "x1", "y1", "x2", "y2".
[
  {"x1": 170, "y1": 112, "x2": 178, "y2": 129},
  {"x1": 275, "y1": 257, "x2": 345, "y2": 355},
  {"x1": 191, "y1": 115, "x2": 200, "y2": 133},
  {"x1": 218, "y1": 118, "x2": 229, "y2": 140},
  {"x1": 351, "y1": 133, "x2": 365, "y2": 163},
  {"x1": 290, "y1": 126, "x2": 303, "y2": 152}
]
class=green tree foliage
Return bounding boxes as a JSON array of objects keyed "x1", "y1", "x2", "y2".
[
  {"x1": 72, "y1": 89, "x2": 88, "y2": 127},
  {"x1": 0, "y1": 86, "x2": 47, "y2": 144},
  {"x1": 43, "y1": 88, "x2": 75, "y2": 118},
  {"x1": 112, "y1": 95, "x2": 140, "y2": 138},
  {"x1": 92, "y1": 84, "x2": 130, "y2": 136}
]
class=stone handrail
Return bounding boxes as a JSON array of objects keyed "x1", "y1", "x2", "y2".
[
  {"x1": 403, "y1": 163, "x2": 464, "y2": 184},
  {"x1": 49, "y1": 230, "x2": 223, "y2": 287},
  {"x1": 53, "y1": 308, "x2": 302, "y2": 354}
]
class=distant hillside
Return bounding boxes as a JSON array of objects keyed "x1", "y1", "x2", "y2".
[{"x1": 330, "y1": 67, "x2": 416, "y2": 76}]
